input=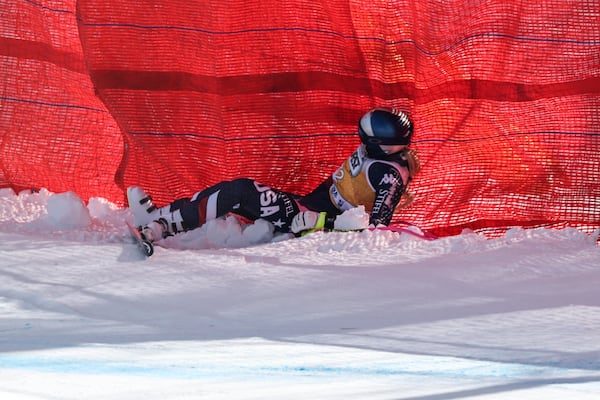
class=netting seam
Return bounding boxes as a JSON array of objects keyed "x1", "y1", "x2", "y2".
[
  {"x1": 1, "y1": 96, "x2": 109, "y2": 113},
  {"x1": 77, "y1": 21, "x2": 600, "y2": 54}
]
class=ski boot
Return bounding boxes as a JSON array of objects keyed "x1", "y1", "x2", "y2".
[
  {"x1": 127, "y1": 186, "x2": 159, "y2": 227},
  {"x1": 127, "y1": 187, "x2": 187, "y2": 242}
]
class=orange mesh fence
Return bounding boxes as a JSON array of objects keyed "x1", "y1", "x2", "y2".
[{"x1": 1, "y1": 0, "x2": 599, "y2": 237}]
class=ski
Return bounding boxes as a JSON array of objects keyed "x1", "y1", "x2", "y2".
[
  {"x1": 126, "y1": 221, "x2": 154, "y2": 257},
  {"x1": 303, "y1": 224, "x2": 436, "y2": 240},
  {"x1": 366, "y1": 225, "x2": 437, "y2": 240}
]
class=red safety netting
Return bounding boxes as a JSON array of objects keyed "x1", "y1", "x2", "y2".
[
  {"x1": 0, "y1": 0, "x2": 123, "y2": 201},
  {"x1": 1, "y1": 0, "x2": 599, "y2": 237}
]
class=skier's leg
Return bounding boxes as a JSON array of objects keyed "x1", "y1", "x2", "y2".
[
  {"x1": 129, "y1": 181, "x2": 242, "y2": 242},
  {"x1": 133, "y1": 178, "x2": 301, "y2": 242},
  {"x1": 177, "y1": 178, "x2": 263, "y2": 229},
  {"x1": 128, "y1": 186, "x2": 199, "y2": 242},
  {"x1": 181, "y1": 178, "x2": 300, "y2": 233}
]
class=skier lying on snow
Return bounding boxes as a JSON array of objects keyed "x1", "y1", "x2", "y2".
[{"x1": 129, "y1": 108, "x2": 421, "y2": 242}]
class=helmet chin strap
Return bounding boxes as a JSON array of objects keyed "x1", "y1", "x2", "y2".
[
  {"x1": 365, "y1": 143, "x2": 388, "y2": 159},
  {"x1": 380, "y1": 144, "x2": 407, "y2": 154},
  {"x1": 365, "y1": 143, "x2": 407, "y2": 159}
]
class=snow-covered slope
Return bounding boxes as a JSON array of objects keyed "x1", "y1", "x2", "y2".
[{"x1": 1, "y1": 189, "x2": 600, "y2": 399}]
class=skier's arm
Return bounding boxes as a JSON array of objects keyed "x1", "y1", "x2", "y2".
[{"x1": 367, "y1": 162, "x2": 406, "y2": 227}]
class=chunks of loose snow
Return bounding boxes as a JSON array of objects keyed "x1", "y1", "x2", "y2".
[
  {"x1": 46, "y1": 191, "x2": 91, "y2": 229},
  {"x1": 333, "y1": 206, "x2": 370, "y2": 231}
]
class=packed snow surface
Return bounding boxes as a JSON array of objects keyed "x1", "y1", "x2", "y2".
[{"x1": 1, "y1": 188, "x2": 600, "y2": 399}]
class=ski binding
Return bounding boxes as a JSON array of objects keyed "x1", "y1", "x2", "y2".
[{"x1": 126, "y1": 221, "x2": 154, "y2": 257}]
